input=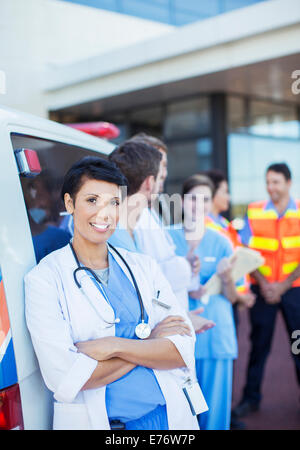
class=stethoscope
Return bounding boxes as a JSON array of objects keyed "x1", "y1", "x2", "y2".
[{"x1": 69, "y1": 242, "x2": 151, "y2": 339}]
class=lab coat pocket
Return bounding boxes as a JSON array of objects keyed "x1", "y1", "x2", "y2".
[{"x1": 53, "y1": 402, "x2": 92, "y2": 430}]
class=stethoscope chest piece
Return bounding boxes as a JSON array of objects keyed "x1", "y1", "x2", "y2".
[{"x1": 135, "y1": 320, "x2": 151, "y2": 339}]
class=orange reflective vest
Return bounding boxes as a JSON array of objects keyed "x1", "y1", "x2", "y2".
[
  {"x1": 205, "y1": 215, "x2": 249, "y2": 294},
  {"x1": 205, "y1": 215, "x2": 241, "y2": 247},
  {"x1": 247, "y1": 199, "x2": 300, "y2": 287}
]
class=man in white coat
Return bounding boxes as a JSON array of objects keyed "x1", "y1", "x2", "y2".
[{"x1": 127, "y1": 134, "x2": 214, "y2": 333}]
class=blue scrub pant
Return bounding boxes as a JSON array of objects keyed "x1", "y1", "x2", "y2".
[
  {"x1": 196, "y1": 358, "x2": 233, "y2": 430},
  {"x1": 125, "y1": 404, "x2": 169, "y2": 430}
]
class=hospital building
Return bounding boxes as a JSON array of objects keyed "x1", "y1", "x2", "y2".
[{"x1": 1, "y1": 0, "x2": 300, "y2": 217}]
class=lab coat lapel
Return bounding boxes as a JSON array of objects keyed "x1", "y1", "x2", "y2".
[
  {"x1": 79, "y1": 273, "x2": 116, "y2": 324},
  {"x1": 63, "y1": 244, "x2": 116, "y2": 325},
  {"x1": 108, "y1": 247, "x2": 156, "y2": 326}
]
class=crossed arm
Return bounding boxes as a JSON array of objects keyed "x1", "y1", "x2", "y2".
[
  {"x1": 25, "y1": 264, "x2": 195, "y2": 400},
  {"x1": 76, "y1": 315, "x2": 191, "y2": 390}
]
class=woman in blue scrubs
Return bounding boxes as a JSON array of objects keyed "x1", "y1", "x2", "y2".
[
  {"x1": 168, "y1": 174, "x2": 238, "y2": 430},
  {"x1": 92, "y1": 249, "x2": 167, "y2": 429},
  {"x1": 25, "y1": 156, "x2": 199, "y2": 430}
]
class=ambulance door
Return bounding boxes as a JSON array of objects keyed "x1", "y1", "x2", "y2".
[{"x1": 0, "y1": 131, "x2": 106, "y2": 429}]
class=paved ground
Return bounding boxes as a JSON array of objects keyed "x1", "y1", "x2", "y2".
[{"x1": 232, "y1": 307, "x2": 300, "y2": 430}]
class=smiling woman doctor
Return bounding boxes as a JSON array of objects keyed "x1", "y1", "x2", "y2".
[{"x1": 24, "y1": 156, "x2": 204, "y2": 430}]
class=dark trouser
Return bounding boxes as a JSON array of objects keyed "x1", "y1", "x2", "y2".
[
  {"x1": 233, "y1": 303, "x2": 239, "y2": 331},
  {"x1": 242, "y1": 285, "x2": 300, "y2": 404}
]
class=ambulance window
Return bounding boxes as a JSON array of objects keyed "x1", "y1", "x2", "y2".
[{"x1": 11, "y1": 133, "x2": 107, "y2": 263}]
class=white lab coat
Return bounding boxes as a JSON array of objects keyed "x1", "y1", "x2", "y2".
[
  {"x1": 135, "y1": 208, "x2": 195, "y2": 310},
  {"x1": 24, "y1": 244, "x2": 202, "y2": 430}
]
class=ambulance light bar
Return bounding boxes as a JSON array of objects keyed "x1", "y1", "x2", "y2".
[
  {"x1": 67, "y1": 121, "x2": 120, "y2": 140},
  {"x1": 14, "y1": 148, "x2": 42, "y2": 177}
]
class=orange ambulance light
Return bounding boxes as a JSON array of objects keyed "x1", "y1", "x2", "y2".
[{"x1": 67, "y1": 121, "x2": 120, "y2": 140}]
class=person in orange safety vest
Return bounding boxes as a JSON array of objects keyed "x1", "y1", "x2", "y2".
[
  {"x1": 203, "y1": 170, "x2": 257, "y2": 430},
  {"x1": 232, "y1": 163, "x2": 300, "y2": 419},
  {"x1": 203, "y1": 169, "x2": 255, "y2": 310}
]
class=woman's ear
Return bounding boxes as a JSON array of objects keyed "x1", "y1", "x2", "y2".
[{"x1": 64, "y1": 193, "x2": 74, "y2": 215}]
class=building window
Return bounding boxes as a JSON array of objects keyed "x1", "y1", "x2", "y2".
[
  {"x1": 121, "y1": 0, "x2": 170, "y2": 23},
  {"x1": 227, "y1": 96, "x2": 300, "y2": 218},
  {"x1": 129, "y1": 105, "x2": 164, "y2": 137},
  {"x1": 62, "y1": 0, "x2": 268, "y2": 25},
  {"x1": 249, "y1": 100, "x2": 299, "y2": 139},
  {"x1": 228, "y1": 134, "x2": 300, "y2": 218},
  {"x1": 166, "y1": 137, "x2": 213, "y2": 195},
  {"x1": 164, "y1": 97, "x2": 210, "y2": 140},
  {"x1": 227, "y1": 96, "x2": 247, "y2": 133}
]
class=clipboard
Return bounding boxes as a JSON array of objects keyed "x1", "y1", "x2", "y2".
[{"x1": 202, "y1": 247, "x2": 264, "y2": 297}]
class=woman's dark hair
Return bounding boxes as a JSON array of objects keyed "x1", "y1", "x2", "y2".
[
  {"x1": 109, "y1": 140, "x2": 162, "y2": 196},
  {"x1": 202, "y1": 169, "x2": 227, "y2": 197},
  {"x1": 266, "y1": 162, "x2": 291, "y2": 181},
  {"x1": 61, "y1": 156, "x2": 128, "y2": 202},
  {"x1": 182, "y1": 174, "x2": 214, "y2": 197}
]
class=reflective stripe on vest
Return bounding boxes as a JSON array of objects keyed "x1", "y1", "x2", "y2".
[
  {"x1": 236, "y1": 285, "x2": 248, "y2": 294},
  {"x1": 249, "y1": 236, "x2": 279, "y2": 251},
  {"x1": 258, "y1": 265, "x2": 272, "y2": 277},
  {"x1": 284, "y1": 209, "x2": 300, "y2": 219},
  {"x1": 247, "y1": 199, "x2": 300, "y2": 286},
  {"x1": 247, "y1": 208, "x2": 278, "y2": 220},
  {"x1": 282, "y1": 261, "x2": 299, "y2": 274},
  {"x1": 281, "y1": 236, "x2": 300, "y2": 249}
]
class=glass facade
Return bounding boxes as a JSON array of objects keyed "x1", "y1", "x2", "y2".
[
  {"x1": 62, "y1": 0, "x2": 268, "y2": 25},
  {"x1": 227, "y1": 96, "x2": 300, "y2": 218},
  {"x1": 164, "y1": 98, "x2": 210, "y2": 139},
  {"x1": 249, "y1": 100, "x2": 299, "y2": 139},
  {"x1": 52, "y1": 93, "x2": 300, "y2": 222},
  {"x1": 166, "y1": 137, "x2": 213, "y2": 194},
  {"x1": 100, "y1": 96, "x2": 213, "y2": 196}
]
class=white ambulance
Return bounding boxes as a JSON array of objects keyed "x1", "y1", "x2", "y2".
[{"x1": 0, "y1": 106, "x2": 115, "y2": 429}]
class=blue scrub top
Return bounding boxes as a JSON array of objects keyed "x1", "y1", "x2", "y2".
[
  {"x1": 108, "y1": 224, "x2": 141, "y2": 253},
  {"x1": 91, "y1": 250, "x2": 165, "y2": 423},
  {"x1": 168, "y1": 225, "x2": 238, "y2": 360}
]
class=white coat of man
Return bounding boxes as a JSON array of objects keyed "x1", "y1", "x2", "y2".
[{"x1": 129, "y1": 134, "x2": 215, "y2": 333}]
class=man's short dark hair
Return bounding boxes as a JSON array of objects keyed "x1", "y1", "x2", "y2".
[
  {"x1": 266, "y1": 163, "x2": 292, "y2": 181},
  {"x1": 61, "y1": 156, "x2": 128, "y2": 202},
  {"x1": 129, "y1": 132, "x2": 168, "y2": 153},
  {"x1": 202, "y1": 169, "x2": 227, "y2": 197},
  {"x1": 108, "y1": 140, "x2": 162, "y2": 196}
]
